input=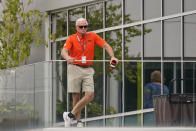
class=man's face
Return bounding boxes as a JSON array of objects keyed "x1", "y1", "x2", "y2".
[{"x1": 76, "y1": 20, "x2": 88, "y2": 34}]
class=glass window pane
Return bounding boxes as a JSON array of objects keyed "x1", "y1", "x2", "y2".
[
  {"x1": 106, "y1": 0, "x2": 122, "y2": 27},
  {"x1": 164, "y1": 0, "x2": 181, "y2": 16},
  {"x1": 86, "y1": 119, "x2": 103, "y2": 127},
  {"x1": 69, "y1": 7, "x2": 85, "y2": 35},
  {"x1": 105, "y1": 61, "x2": 122, "y2": 115},
  {"x1": 87, "y1": 61, "x2": 103, "y2": 118},
  {"x1": 87, "y1": 32, "x2": 103, "y2": 117},
  {"x1": 58, "y1": 41, "x2": 66, "y2": 60},
  {"x1": 94, "y1": 33, "x2": 103, "y2": 60},
  {"x1": 56, "y1": 11, "x2": 67, "y2": 38},
  {"x1": 87, "y1": 3, "x2": 103, "y2": 31},
  {"x1": 184, "y1": 62, "x2": 196, "y2": 93},
  {"x1": 144, "y1": 22, "x2": 161, "y2": 59},
  {"x1": 105, "y1": 30, "x2": 122, "y2": 115},
  {"x1": 144, "y1": 0, "x2": 161, "y2": 20},
  {"x1": 125, "y1": 62, "x2": 142, "y2": 112},
  {"x1": 125, "y1": 0, "x2": 141, "y2": 23},
  {"x1": 184, "y1": 14, "x2": 196, "y2": 58},
  {"x1": 52, "y1": 61, "x2": 67, "y2": 122},
  {"x1": 143, "y1": 112, "x2": 155, "y2": 126},
  {"x1": 106, "y1": 117, "x2": 122, "y2": 127},
  {"x1": 143, "y1": 62, "x2": 161, "y2": 109},
  {"x1": 124, "y1": 114, "x2": 142, "y2": 127},
  {"x1": 51, "y1": 41, "x2": 66, "y2": 60},
  {"x1": 184, "y1": 0, "x2": 196, "y2": 12},
  {"x1": 164, "y1": 17, "x2": 181, "y2": 59},
  {"x1": 163, "y1": 62, "x2": 181, "y2": 94},
  {"x1": 105, "y1": 29, "x2": 122, "y2": 60},
  {"x1": 124, "y1": 26, "x2": 141, "y2": 60},
  {"x1": 51, "y1": 13, "x2": 56, "y2": 34}
]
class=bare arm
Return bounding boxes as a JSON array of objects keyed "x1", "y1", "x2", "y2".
[
  {"x1": 103, "y1": 43, "x2": 118, "y2": 64},
  {"x1": 61, "y1": 48, "x2": 75, "y2": 63}
]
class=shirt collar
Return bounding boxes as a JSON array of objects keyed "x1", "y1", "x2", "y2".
[{"x1": 77, "y1": 32, "x2": 87, "y2": 40}]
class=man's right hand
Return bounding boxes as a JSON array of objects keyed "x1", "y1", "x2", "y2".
[
  {"x1": 61, "y1": 48, "x2": 75, "y2": 63},
  {"x1": 67, "y1": 56, "x2": 75, "y2": 64}
]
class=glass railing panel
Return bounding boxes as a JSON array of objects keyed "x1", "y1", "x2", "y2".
[
  {"x1": 34, "y1": 61, "x2": 53, "y2": 128},
  {"x1": 105, "y1": 61, "x2": 122, "y2": 115},
  {"x1": 106, "y1": 117, "x2": 122, "y2": 127},
  {"x1": 125, "y1": 62, "x2": 142, "y2": 112},
  {"x1": 181, "y1": 62, "x2": 195, "y2": 126},
  {"x1": 143, "y1": 62, "x2": 161, "y2": 109},
  {"x1": 124, "y1": 114, "x2": 142, "y2": 127},
  {"x1": 53, "y1": 61, "x2": 68, "y2": 123},
  {"x1": 143, "y1": 112, "x2": 155, "y2": 126},
  {"x1": 87, "y1": 61, "x2": 104, "y2": 118},
  {"x1": 86, "y1": 119, "x2": 103, "y2": 127},
  {"x1": 15, "y1": 65, "x2": 35, "y2": 130},
  {"x1": 1, "y1": 60, "x2": 196, "y2": 129},
  {"x1": 0, "y1": 69, "x2": 16, "y2": 131},
  {"x1": 163, "y1": 62, "x2": 181, "y2": 94},
  {"x1": 152, "y1": 62, "x2": 196, "y2": 127}
]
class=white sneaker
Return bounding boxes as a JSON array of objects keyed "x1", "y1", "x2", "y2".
[
  {"x1": 77, "y1": 121, "x2": 84, "y2": 127},
  {"x1": 63, "y1": 112, "x2": 71, "y2": 127}
]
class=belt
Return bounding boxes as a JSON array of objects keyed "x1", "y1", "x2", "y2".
[{"x1": 73, "y1": 64, "x2": 92, "y2": 68}]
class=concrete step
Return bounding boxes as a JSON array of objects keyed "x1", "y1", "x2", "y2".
[{"x1": 40, "y1": 127, "x2": 196, "y2": 131}]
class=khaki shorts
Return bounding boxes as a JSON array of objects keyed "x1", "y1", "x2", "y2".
[{"x1": 67, "y1": 64, "x2": 95, "y2": 93}]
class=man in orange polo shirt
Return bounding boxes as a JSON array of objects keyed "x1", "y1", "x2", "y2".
[{"x1": 61, "y1": 18, "x2": 118, "y2": 127}]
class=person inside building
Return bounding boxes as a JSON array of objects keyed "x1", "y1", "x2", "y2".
[
  {"x1": 144, "y1": 70, "x2": 169, "y2": 109},
  {"x1": 61, "y1": 18, "x2": 118, "y2": 127}
]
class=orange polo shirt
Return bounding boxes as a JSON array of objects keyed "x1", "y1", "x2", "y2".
[{"x1": 63, "y1": 32, "x2": 106, "y2": 66}]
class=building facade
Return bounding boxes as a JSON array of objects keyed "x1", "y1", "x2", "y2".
[
  {"x1": 0, "y1": 0, "x2": 196, "y2": 130},
  {"x1": 49, "y1": 0, "x2": 196, "y2": 127}
]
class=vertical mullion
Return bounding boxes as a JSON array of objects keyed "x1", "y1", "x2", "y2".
[
  {"x1": 181, "y1": 1, "x2": 184, "y2": 126},
  {"x1": 14, "y1": 70, "x2": 16, "y2": 130},
  {"x1": 66, "y1": 10, "x2": 69, "y2": 113},
  {"x1": 52, "y1": 13, "x2": 57, "y2": 57},
  {"x1": 181, "y1": 0, "x2": 184, "y2": 94},
  {"x1": 141, "y1": 0, "x2": 144, "y2": 60},
  {"x1": 85, "y1": 6, "x2": 87, "y2": 19},
  {"x1": 173, "y1": 63, "x2": 177, "y2": 93},
  {"x1": 67, "y1": 10, "x2": 69, "y2": 37},
  {"x1": 182, "y1": 0, "x2": 184, "y2": 13},
  {"x1": 85, "y1": 5, "x2": 87, "y2": 126},
  {"x1": 46, "y1": 13, "x2": 52, "y2": 61},
  {"x1": 193, "y1": 63, "x2": 196, "y2": 125},
  {"x1": 103, "y1": 1, "x2": 106, "y2": 127},
  {"x1": 161, "y1": 0, "x2": 164, "y2": 95},
  {"x1": 51, "y1": 14, "x2": 57, "y2": 125},
  {"x1": 122, "y1": 0, "x2": 125, "y2": 25},
  {"x1": 141, "y1": 0, "x2": 144, "y2": 126},
  {"x1": 121, "y1": 0, "x2": 125, "y2": 127},
  {"x1": 34, "y1": 64, "x2": 36, "y2": 127}
]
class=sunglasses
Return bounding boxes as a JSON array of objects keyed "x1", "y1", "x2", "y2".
[{"x1": 78, "y1": 25, "x2": 88, "y2": 29}]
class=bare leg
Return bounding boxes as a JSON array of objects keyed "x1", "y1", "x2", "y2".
[
  {"x1": 71, "y1": 92, "x2": 94, "y2": 116},
  {"x1": 72, "y1": 93, "x2": 81, "y2": 121}
]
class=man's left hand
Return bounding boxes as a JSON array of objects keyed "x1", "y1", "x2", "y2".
[{"x1": 110, "y1": 56, "x2": 118, "y2": 65}]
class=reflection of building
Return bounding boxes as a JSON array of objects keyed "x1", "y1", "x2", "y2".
[{"x1": 0, "y1": 0, "x2": 196, "y2": 130}]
